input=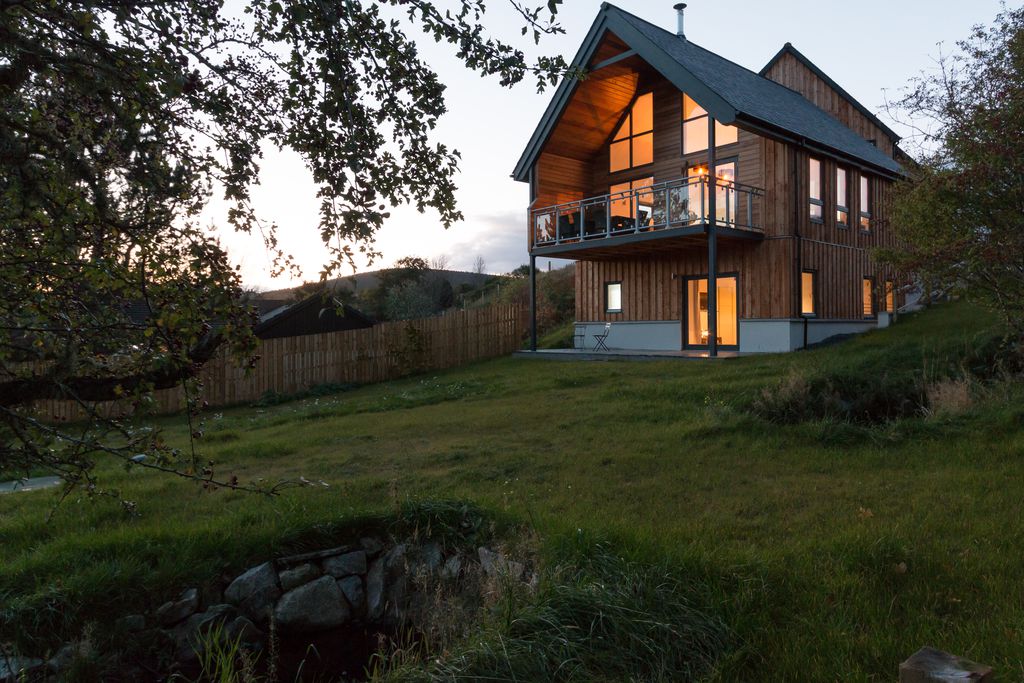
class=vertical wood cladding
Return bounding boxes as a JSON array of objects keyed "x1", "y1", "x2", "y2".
[{"x1": 575, "y1": 240, "x2": 793, "y2": 322}]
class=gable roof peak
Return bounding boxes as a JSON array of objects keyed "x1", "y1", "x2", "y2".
[
  {"x1": 760, "y1": 42, "x2": 901, "y2": 143},
  {"x1": 512, "y1": 4, "x2": 902, "y2": 181}
]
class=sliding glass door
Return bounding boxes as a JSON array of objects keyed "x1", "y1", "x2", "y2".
[{"x1": 684, "y1": 275, "x2": 738, "y2": 349}]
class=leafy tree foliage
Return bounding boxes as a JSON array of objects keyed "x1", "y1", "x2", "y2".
[
  {"x1": 0, "y1": 0, "x2": 567, "y2": 496},
  {"x1": 502, "y1": 263, "x2": 574, "y2": 336},
  {"x1": 882, "y1": 6, "x2": 1024, "y2": 343}
]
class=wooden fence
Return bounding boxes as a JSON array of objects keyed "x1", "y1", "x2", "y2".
[{"x1": 34, "y1": 304, "x2": 528, "y2": 421}]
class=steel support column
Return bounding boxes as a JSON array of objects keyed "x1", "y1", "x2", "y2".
[
  {"x1": 529, "y1": 255, "x2": 537, "y2": 351},
  {"x1": 707, "y1": 117, "x2": 718, "y2": 357}
]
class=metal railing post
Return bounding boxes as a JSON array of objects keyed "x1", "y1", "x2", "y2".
[
  {"x1": 725, "y1": 184, "x2": 731, "y2": 226},
  {"x1": 700, "y1": 177, "x2": 705, "y2": 225},
  {"x1": 634, "y1": 187, "x2": 641, "y2": 233}
]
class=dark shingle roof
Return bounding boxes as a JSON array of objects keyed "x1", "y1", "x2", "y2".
[{"x1": 610, "y1": 6, "x2": 902, "y2": 175}]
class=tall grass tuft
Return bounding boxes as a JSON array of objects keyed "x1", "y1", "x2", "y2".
[{"x1": 376, "y1": 542, "x2": 730, "y2": 682}]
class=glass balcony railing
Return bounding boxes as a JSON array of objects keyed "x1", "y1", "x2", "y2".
[{"x1": 531, "y1": 175, "x2": 764, "y2": 248}]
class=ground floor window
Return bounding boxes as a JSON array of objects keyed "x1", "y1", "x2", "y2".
[
  {"x1": 862, "y1": 277, "x2": 875, "y2": 318},
  {"x1": 801, "y1": 270, "x2": 817, "y2": 316},
  {"x1": 605, "y1": 281, "x2": 622, "y2": 313},
  {"x1": 885, "y1": 280, "x2": 894, "y2": 313},
  {"x1": 685, "y1": 276, "x2": 738, "y2": 347}
]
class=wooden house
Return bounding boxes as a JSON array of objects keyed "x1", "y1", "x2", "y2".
[{"x1": 515, "y1": 3, "x2": 905, "y2": 354}]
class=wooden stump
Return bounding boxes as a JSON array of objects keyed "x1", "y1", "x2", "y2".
[{"x1": 899, "y1": 647, "x2": 993, "y2": 682}]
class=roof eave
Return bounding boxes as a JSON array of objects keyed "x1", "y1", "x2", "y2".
[{"x1": 735, "y1": 113, "x2": 904, "y2": 179}]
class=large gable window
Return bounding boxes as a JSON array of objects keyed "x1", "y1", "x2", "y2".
[
  {"x1": 682, "y1": 94, "x2": 737, "y2": 155},
  {"x1": 610, "y1": 93, "x2": 653, "y2": 173}
]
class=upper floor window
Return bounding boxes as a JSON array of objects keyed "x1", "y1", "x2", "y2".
[
  {"x1": 836, "y1": 167, "x2": 849, "y2": 227},
  {"x1": 610, "y1": 93, "x2": 653, "y2": 173},
  {"x1": 681, "y1": 94, "x2": 737, "y2": 155},
  {"x1": 808, "y1": 158, "x2": 823, "y2": 222},
  {"x1": 859, "y1": 175, "x2": 871, "y2": 232}
]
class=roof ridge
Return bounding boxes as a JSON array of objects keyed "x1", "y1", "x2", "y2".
[{"x1": 603, "y1": 6, "x2": 830, "y2": 108}]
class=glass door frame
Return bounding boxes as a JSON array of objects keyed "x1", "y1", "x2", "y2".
[{"x1": 680, "y1": 272, "x2": 741, "y2": 351}]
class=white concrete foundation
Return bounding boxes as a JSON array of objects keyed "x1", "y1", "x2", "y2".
[
  {"x1": 573, "y1": 318, "x2": 885, "y2": 353},
  {"x1": 574, "y1": 321, "x2": 681, "y2": 351}
]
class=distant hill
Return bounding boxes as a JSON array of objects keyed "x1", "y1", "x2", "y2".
[{"x1": 259, "y1": 268, "x2": 495, "y2": 300}]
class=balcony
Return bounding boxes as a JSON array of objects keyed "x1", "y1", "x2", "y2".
[{"x1": 530, "y1": 175, "x2": 765, "y2": 258}]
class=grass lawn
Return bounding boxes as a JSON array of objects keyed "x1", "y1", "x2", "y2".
[{"x1": 3, "y1": 301, "x2": 1024, "y2": 680}]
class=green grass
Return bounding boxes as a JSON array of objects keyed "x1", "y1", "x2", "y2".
[
  {"x1": 537, "y1": 320, "x2": 576, "y2": 349},
  {"x1": 3, "y1": 301, "x2": 1024, "y2": 680}
]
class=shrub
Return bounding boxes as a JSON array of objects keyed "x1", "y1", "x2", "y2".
[{"x1": 752, "y1": 368, "x2": 927, "y2": 425}]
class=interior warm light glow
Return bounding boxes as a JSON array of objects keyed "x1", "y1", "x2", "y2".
[
  {"x1": 687, "y1": 277, "x2": 738, "y2": 347},
  {"x1": 610, "y1": 140, "x2": 630, "y2": 173},
  {"x1": 632, "y1": 134, "x2": 653, "y2": 166},
  {"x1": 632, "y1": 93, "x2": 653, "y2": 133},
  {"x1": 682, "y1": 93, "x2": 738, "y2": 154},
  {"x1": 801, "y1": 271, "x2": 816, "y2": 315},
  {"x1": 863, "y1": 278, "x2": 874, "y2": 317},
  {"x1": 609, "y1": 92, "x2": 654, "y2": 173}
]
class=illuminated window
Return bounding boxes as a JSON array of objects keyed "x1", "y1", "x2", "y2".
[
  {"x1": 681, "y1": 94, "x2": 737, "y2": 155},
  {"x1": 605, "y1": 282, "x2": 622, "y2": 313},
  {"x1": 885, "y1": 280, "x2": 895, "y2": 313},
  {"x1": 836, "y1": 167, "x2": 849, "y2": 227},
  {"x1": 610, "y1": 93, "x2": 654, "y2": 173},
  {"x1": 862, "y1": 277, "x2": 875, "y2": 318},
  {"x1": 808, "y1": 157, "x2": 823, "y2": 222},
  {"x1": 685, "y1": 276, "x2": 738, "y2": 347},
  {"x1": 859, "y1": 175, "x2": 871, "y2": 231},
  {"x1": 801, "y1": 270, "x2": 816, "y2": 316}
]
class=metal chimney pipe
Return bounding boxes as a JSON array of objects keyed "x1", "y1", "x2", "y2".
[{"x1": 674, "y1": 3, "x2": 687, "y2": 39}]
